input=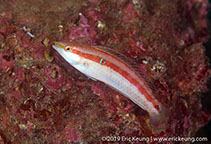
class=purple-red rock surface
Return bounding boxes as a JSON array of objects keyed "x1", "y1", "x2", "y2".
[{"x1": 0, "y1": 0, "x2": 210, "y2": 143}]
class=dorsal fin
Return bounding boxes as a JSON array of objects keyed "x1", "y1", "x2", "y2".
[{"x1": 94, "y1": 45, "x2": 145, "y2": 78}]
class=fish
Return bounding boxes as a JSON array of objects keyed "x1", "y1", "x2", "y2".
[{"x1": 53, "y1": 42, "x2": 168, "y2": 131}]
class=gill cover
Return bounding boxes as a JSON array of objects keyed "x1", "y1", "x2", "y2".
[{"x1": 53, "y1": 42, "x2": 81, "y2": 65}]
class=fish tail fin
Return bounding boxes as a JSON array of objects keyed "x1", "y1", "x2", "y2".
[{"x1": 149, "y1": 104, "x2": 169, "y2": 133}]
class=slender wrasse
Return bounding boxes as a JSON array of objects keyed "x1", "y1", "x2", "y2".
[{"x1": 53, "y1": 42, "x2": 168, "y2": 131}]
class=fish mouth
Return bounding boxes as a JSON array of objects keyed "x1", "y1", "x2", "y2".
[{"x1": 53, "y1": 42, "x2": 65, "y2": 50}]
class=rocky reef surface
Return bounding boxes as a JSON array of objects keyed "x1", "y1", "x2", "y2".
[{"x1": 0, "y1": 0, "x2": 210, "y2": 143}]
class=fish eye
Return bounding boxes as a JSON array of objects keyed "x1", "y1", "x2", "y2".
[{"x1": 64, "y1": 46, "x2": 71, "y2": 51}]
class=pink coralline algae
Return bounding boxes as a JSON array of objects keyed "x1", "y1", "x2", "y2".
[
  {"x1": 65, "y1": 127, "x2": 81, "y2": 143},
  {"x1": 67, "y1": 13, "x2": 97, "y2": 44},
  {"x1": 45, "y1": 65, "x2": 66, "y2": 90},
  {"x1": 0, "y1": 0, "x2": 210, "y2": 143}
]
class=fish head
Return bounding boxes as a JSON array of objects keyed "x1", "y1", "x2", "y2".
[{"x1": 53, "y1": 41, "x2": 81, "y2": 65}]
